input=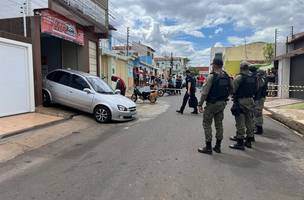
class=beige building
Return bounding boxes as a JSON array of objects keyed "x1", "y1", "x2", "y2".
[
  {"x1": 211, "y1": 42, "x2": 268, "y2": 76},
  {"x1": 100, "y1": 51, "x2": 134, "y2": 94}
]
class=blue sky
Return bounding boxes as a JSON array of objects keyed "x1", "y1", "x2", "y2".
[{"x1": 110, "y1": 0, "x2": 304, "y2": 66}]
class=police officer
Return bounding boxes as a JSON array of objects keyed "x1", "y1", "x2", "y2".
[
  {"x1": 253, "y1": 69, "x2": 268, "y2": 135},
  {"x1": 176, "y1": 70, "x2": 198, "y2": 114},
  {"x1": 230, "y1": 61, "x2": 257, "y2": 150},
  {"x1": 198, "y1": 58, "x2": 233, "y2": 154}
]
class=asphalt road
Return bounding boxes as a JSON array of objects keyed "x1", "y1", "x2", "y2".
[{"x1": 0, "y1": 94, "x2": 303, "y2": 200}]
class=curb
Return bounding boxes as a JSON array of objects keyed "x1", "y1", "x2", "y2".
[
  {"x1": 0, "y1": 114, "x2": 76, "y2": 140},
  {"x1": 265, "y1": 107, "x2": 304, "y2": 137}
]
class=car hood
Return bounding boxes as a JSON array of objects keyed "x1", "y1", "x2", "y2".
[{"x1": 96, "y1": 94, "x2": 136, "y2": 108}]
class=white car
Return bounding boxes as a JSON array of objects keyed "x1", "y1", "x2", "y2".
[{"x1": 43, "y1": 69, "x2": 137, "y2": 123}]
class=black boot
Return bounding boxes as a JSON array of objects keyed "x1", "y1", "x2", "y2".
[
  {"x1": 245, "y1": 137, "x2": 254, "y2": 148},
  {"x1": 176, "y1": 110, "x2": 183, "y2": 114},
  {"x1": 229, "y1": 139, "x2": 245, "y2": 151},
  {"x1": 198, "y1": 142, "x2": 213, "y2": 155},
  {"x1": 230, "y1": 135, "x2": 237, "y2": 141},
  {"x1": 191, "y1": 111, "x2": 198, "y2": 114},
  {"x1": 213, "y1": 140, "x2": 222, "y2": 153},
  {"x1": 255, "y1": 126, "x2": 263, "y2": 135}
]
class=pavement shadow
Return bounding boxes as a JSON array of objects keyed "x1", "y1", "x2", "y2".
[
  {"x1": 213, "y1": 152, "x2": 262, "y2": 168},
  {"x1": 261, "y1": 128, "x2": 297, "y2": 143}
]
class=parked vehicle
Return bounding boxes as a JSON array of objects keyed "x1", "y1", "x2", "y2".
[
  {"x1": 131, "y1": 87, "x2": 157, "y2": 104},
  {"x1": 43, "y1": 69, "x2": 137, "y2": 123}
]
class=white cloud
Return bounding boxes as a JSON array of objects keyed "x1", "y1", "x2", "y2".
[
  {"x1": 215, "y1": 27, "x2": 223, "y2": 34},
  {"x1": 110, "y1": 0, "x2": 304, "y2": 66},
  {"x1": 214, "y1": 42, "x2": 224, "y2": 47}
]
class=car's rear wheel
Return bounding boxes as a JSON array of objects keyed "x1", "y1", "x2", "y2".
[
  {"x1": 42, "y1": 91, "x2": 51, "y2": 107},
  {"x1": 94, "y1": 105, "x2": 111, "y2": 123}
]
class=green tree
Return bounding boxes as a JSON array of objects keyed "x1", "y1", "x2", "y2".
[
  {"x1": 263, "y1": 43, "x2": 274, "y2": 64},
  {"x1": 191, "y1": 68, "x2": 200, "y2": 76}
]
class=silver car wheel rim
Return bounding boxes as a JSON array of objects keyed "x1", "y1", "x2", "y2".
[
  {"x1": 43, "y1": 93, "x2": 47, "y2": 102},
  {"x1": 96, "y1": 108, "x2": 108, "y2": 122}
]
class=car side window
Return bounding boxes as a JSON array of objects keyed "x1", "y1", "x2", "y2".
[
  {"x1": 71, "y1": 75, "x2": 90, "y2": 91},
  {"x1": 57, "y1": 72, "x2": 71, "y2": 86},
  {"x1": 46, "y1": 71, "x2": 59, "y2": 81}
]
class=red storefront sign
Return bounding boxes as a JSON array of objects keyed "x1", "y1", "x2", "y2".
[{"x1": 40, "y1": 10, "x2": 84, "y2": 45}]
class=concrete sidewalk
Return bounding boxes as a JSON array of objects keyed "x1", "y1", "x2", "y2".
[
  {"x1": 265, "y1": 98, "x2": 304, "y2": 136},
  {"x1": 0, "y1": 106, "x2": 78, "y2": 139}
]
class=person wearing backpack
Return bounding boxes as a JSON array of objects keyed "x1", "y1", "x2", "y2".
[
  {"x1": 197, "y1": 58, "x2": 233, "y2": 155},
  {"x1": 254, "y1": 69, "x2": 268, "y2": 135},
  {"x1": 229, "y1": 62, "x2": 258, "y2": 150}
]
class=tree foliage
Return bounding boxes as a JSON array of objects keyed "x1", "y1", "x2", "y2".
[{"x1": 263, "y1": 43, "x2": 274, "y2": 64}]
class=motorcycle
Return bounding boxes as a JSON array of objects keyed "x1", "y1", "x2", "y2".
[
  {"x1": 157, "y1": 84, "x2": 177, "y2": 97},
  {"x1": 131, "y1": 87, "x2": 157, "y2": 104}
]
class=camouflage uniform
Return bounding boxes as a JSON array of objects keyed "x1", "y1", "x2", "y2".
[
  {"x1": 233, "y1": 70, "x2": 256, "y2": 140},
  {"x1": 254, "y1": 71, "x2": 268, "y2": 133},
  {"x1": 199, "y1": 71, "x2": 232, "y2": 143}
]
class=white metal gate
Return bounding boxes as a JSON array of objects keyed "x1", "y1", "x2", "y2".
[{"x1": 0, "y1": 37, "x2": 34, "y2": 117}]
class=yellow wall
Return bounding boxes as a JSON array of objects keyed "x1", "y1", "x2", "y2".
[
  {"x1": 224, "y1": 61, "x2": 241, "y2": 77},
  {"x1": 223, "y1": 42, "x2": 266, "y2": 76},
  {"x1": 224, "y1": 42, "x2": 266, "y2": 61},
  {"x1": 100, "y1": 55, "x2": 133, "y2": 92}
]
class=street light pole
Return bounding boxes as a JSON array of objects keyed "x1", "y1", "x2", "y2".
[{"x1": 20, "y1": 2, "x2": 27, "y2": 38}]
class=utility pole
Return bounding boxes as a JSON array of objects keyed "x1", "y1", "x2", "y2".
[
  {"x1": 244, "y1": 37, "x2": 248, "y2": 60},
  {"x1": 26, "y1": 0, "x2": 31, "y2": 15},
  {"x1": 274, "y1": 29, "x2": 278, "y2": 58},
  {"x1": 20, "y1": 2, "x2": 27, "y2": 38},
  {"x1": 126, "y1": 27, "x2": 130, "y2": 56},
  {"x1": 291, "y1": 26, "x2": 294, "y2": 39},
  {"x1": 170, "y1": 52, "x2": 173, "y2": 76}
]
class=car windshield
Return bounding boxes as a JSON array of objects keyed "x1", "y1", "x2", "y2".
[{"x1": 87, "y1": 77, "x2": 114, "y2": 95}]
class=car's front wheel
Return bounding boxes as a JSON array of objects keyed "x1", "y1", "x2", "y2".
[
  {"x1": 42, "y1": 90, "x2": 51, "y2": 107},
  {"x1": 94, "y1": 105, "x2": 112, "y2": 123}
]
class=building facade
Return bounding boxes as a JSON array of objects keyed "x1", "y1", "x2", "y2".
[
  {"x1": 0, "y1": 0, "x2": 109, "y2": 106},
  {"x1": 154, "y1": 56, "x2": 188, "y2": 78},
  {"x1": 275, "y1": 32, "x2": 304, "y2": 99},
  {"x1": 113, "y1": 42, "x2": 158, "y2": 76},
  {"x1": 210, "y1": 42, "x2": 267, "y2": 76}
]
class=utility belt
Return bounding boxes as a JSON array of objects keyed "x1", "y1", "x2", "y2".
[{"x1": 206, "y1": 98, "x2": 229, "y2": 104}]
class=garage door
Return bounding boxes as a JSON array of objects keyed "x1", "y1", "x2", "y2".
[
  {"x1": 290, "y1": 54, "x2": 304, "y2": 99},
  {"x1": 89, "y1": 41, "x2": 97, "y2": 76},
  {"x1": 0, "y1": 37, "x2": 35, "y2": 117}
]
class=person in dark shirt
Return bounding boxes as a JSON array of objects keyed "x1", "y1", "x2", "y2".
[
  {"x1": 176, "y1": 70, "x2": 198, "y2": 114},
  {"x1": 175, "y1": 76, "x2": 183, "y2": 95}
]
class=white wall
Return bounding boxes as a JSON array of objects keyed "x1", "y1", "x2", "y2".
[
  {"x1": 278, "y1": 58, "x2": 290, "y2": 98},
  {"x1": 276, "y1": 42, "x2": 286, "y2": 57},
  {"x1": 0, "y1": 0, "x2": 48, "y2": 19}
]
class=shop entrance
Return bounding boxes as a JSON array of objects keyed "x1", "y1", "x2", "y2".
[{"x1": 41, "y1": 34, "x2": 85, "y2": 77}]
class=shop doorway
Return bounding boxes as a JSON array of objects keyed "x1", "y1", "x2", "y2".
[{"x1": 41, "y1": 34, "x2": 85, "y2": 77}]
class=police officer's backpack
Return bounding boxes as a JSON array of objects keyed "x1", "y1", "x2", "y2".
[
  {"x1": 207, "y1": 72, "x2": 231, "y2": 103},
  {"x1": 235, "y1": 73, "x2": 258, "y2": 98}
]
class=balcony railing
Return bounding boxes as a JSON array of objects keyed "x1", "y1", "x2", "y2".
[{"x1": 63, "y1": 0, "x2": 107, "y2": 26}]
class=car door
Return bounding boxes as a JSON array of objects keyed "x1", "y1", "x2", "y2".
[
  {"x1": 68, "y1": 74, "x2": 94, "y2": 112},
  {"x1": 48, "y1": 71, "x2": 72, "y2": 106}
]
